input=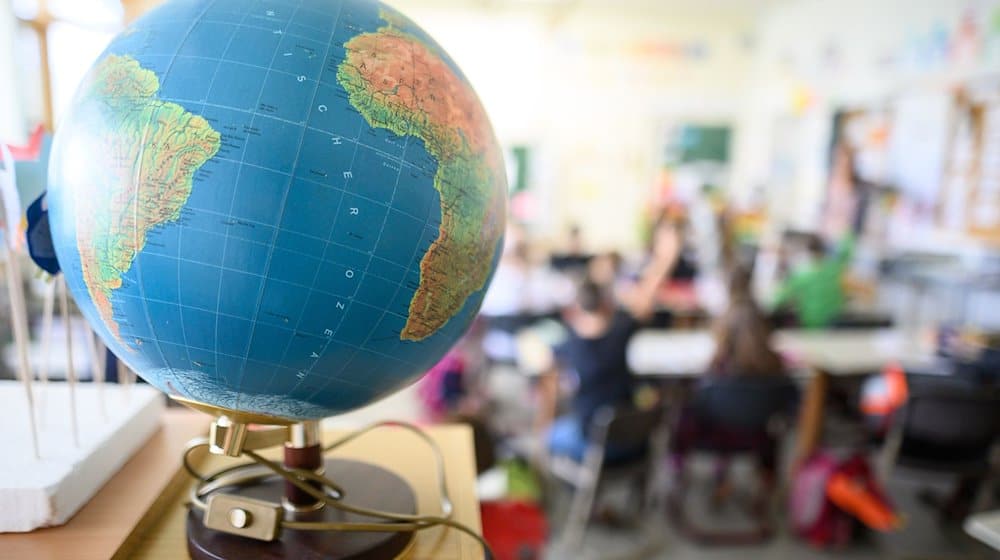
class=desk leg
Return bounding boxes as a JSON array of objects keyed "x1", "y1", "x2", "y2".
[{"x1": 795, "y1": 369, "x2": 829, "y2": 462}]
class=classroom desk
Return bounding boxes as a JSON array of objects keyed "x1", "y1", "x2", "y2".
[
  {"x1": 129, "y1": 423, "x2": 483, "y2": 560},
  {"x1": 626, "y1": 328, "x2": 932, "y2": 459},
  {"x1": 0, "y1": 411, "x2": 483, "y2": 559},
  {"x1": 627, "y1": 328, "x2": 926, "y2": 377},
  {"x1": 965, "y1": 510, "x2": 1000, "y2": 551}
]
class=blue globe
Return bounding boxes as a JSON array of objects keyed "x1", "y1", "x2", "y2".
[{"x1": 47, "y1": 0, "x2": 506, "y2": 420}]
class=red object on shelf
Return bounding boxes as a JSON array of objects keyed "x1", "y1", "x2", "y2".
[
  {"x1": 657, "y1": 280, "x2": 699, "y2": 311},
  {"x1": 7, "y1": 124, "x2": 45, "y2": 161},
  {"x1": 480, "y1": 501, "x2": 548, "y2": 560}
]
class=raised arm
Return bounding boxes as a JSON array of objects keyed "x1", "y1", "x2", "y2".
[{"x1": 622, "y1": 222, "x2": 680, "y2": 323}]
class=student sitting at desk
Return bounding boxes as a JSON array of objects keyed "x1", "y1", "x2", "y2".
[
  {"x1": 671, "y1": 270, "x2": 788, "y2": 499},
  {"x1": 772, "y1": 233, "x2": 854, "y2": 329},
  {"x1": 539, "y1": 222, "x2": 680, "y2": 460}
]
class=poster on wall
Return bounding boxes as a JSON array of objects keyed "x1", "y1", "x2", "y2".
[
  {"x1": 887, "y1": 92, "x2": 953, "y2": 206},
  {"x1": 654, "y1": 123, "x2": 731, "y2": 206}
]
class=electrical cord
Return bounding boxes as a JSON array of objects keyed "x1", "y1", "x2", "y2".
[{"x1": 184, "y1": 420, "x2": 495, "y2": 559}]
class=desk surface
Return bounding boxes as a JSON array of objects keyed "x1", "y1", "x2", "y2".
[
  {"x1": 627, "y1": 328, "x2": 932, "y2": 377},
  {"x1": 130, "y1": 423, "x2": 483, "y2": 560},
  {"x1": 0, "y1": 412, "x2": 483, "y2": 560},
  {"x1": 965, "y1": 510, "x2": 1000, "y2": 551}
]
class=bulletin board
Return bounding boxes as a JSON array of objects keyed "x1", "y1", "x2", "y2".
[
  {"x1": 941, "y1": 82, "x2": 1000, "y2": 243},
  {"x1": 825, "y1": 81, "x2": 1000, "y2": 247}
]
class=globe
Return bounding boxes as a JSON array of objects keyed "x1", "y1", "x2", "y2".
[{"x1": 47, "y1": 0, "x2": 506, "y2": 420}]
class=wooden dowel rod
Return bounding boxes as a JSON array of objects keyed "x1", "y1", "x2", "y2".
[
  {"x1": 57, "y1": 276, "x2": 79, "y2": 447},
  {"x1": 6, "y1": 252, "x2": 39, "y2": 459}
]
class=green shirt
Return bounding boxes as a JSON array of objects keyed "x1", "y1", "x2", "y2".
[{"x1": 772, "y1": 236, "x2": 854, "y2": 329}]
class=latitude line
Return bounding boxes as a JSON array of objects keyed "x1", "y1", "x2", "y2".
[
  {"x1": 161, "y1": 97, "x2": 437, "y2": 177},
  {"x1": 112, "y1": 292, "x2": 420, "y2": 369},
  {"x1": 195, "y1": 154, "x2": 434, "y2": 224},
  {"x1": 143, "y1": 217, "x2": 421, "y2": 292}
]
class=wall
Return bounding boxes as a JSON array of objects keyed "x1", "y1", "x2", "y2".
[
  {"x1": 3, "y1": 0, "x2": 757, "y2": 251},
  {"x1": 0, "y1": 2, "x2": 25, "y2": 144},
  {"x1": 392, "y1": 0, "x2": 757, "y2": 251},
  {"x1": 733, "y1": 0, "x2": 1000, "y2": 240}
]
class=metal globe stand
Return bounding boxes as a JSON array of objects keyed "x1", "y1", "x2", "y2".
[{"x1": 176, "y1": 399, "x2": 416, "y2": 560}]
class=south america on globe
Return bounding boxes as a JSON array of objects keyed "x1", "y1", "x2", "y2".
[{"x1": 47, "y1": 0, "x2": 507, "y2": 420}]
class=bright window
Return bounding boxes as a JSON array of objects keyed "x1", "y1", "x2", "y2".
[{"x1": 10, "y1": 0, "x2": 123, "y2": 128}]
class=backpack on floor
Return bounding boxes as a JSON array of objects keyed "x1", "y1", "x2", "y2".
[{"x1": 790, "y1": 451, "x2": 899, "y2": 548}]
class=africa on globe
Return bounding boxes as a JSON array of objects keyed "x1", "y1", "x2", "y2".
[{"x1": 47, "y1": 0, "x2": 507, "y2": 420}]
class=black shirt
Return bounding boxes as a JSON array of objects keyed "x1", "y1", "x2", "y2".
[{"x1": 555, "y1": 311, "x2": 638, "y2": 431}]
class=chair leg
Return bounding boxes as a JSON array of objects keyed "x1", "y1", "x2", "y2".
[
  {"x1": 560, "y1": 450, "x2": 603, "y2": 551},
  {"x1": 631, "y1": 471, "x2": 650, "y2": 514},
  {"x1": 669, "y1": 460, "x2": 776, "y2": 545},
  {"x1": 560, "y1": 476, "x2": 598, "y2": 550}
]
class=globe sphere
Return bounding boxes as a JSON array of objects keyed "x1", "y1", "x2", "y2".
[{"x1": 48, "y1": 0, "x2": 506, "y2": 420}]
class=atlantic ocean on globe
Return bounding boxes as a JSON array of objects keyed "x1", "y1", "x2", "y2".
[{"x1": 47, "y1": 0, "x2": 506, "y2": 420}]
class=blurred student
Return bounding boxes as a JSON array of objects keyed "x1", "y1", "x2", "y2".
[
  {"x1": 550, "y1": 223, "x2": 592, "y2": 276},
  {"x1": 539, "y1": 222, "x2": 680, "y2": 460},
  {"x1": 480, "y1": 225, "x2": 573, "y2": 320},
  {"x1": 655, "y1": 213, "x2": 699, "y2": 282},
  {"x1": 707, "y1": 272, "x2": 786, "y2": 378},
  {"x1": 587, "y1": 250, "x2": 631, "y2": 304},
  {"x1": 824, "y1": 140, "x2": 873, "y2": 239},
  {"x1": 772, "y1": 233, "x2": 854, "y2": 329},
  {"x1": 670, "y1": 269, "x2": 788, "y2": 497},
  {"x1": 480, "y1": 225, "x2": 573, "y2": 362}
]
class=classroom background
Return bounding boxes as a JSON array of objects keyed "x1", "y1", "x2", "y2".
[{"x1": 2, "y1": 0, "x2": 1000, "y2": 559}]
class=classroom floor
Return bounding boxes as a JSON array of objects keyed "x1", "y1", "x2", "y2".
[
  {"x1": 545, "y1": 472, "x2": 996, "y2": 560},
  {"x1": 325, "y1": 379, "x2": 997, "y2": 560}
]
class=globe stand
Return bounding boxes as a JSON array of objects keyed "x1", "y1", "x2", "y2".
[{"x1": 179, "y1": 401, "x2": 416, "y2": 560}]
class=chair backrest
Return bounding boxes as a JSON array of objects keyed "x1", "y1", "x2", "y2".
[
  {"x1": 693, "y1": 376, "x2": 799, "y2": 432},
  {"x1": 901, "y1": 389, "x2": 1000, "y2": 452},
  {"x1": 589, "y1": 405, "x2": 665, "y2": 452}
]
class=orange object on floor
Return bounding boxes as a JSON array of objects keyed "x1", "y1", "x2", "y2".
[{"x1": 826, "y1": 472, "x2": 900, "y2": 532}]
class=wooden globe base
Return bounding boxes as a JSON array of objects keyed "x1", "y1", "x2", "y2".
[{"x1": 187, "y1": 458, "x2": 416, "y2": 560}]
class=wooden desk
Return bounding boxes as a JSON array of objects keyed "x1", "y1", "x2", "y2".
[
  {"x1": 0, "y1": 409, "x2": 207, "y2": 560},
  {"x1": 1, "y1": 413, "x2": 483, "y2": 559},
  {"x1": 626, "y1": 328, "x2": 932, "y2": 459},
  {"x1": 965, "y1": 510, "x2": 1000, "y2": 551},
  {"x1": 129, "y1": 424, "x2": 483, "y2": 560},
  {"x1": 627, "y1": 328, "x2": 927, "y2": 377}
]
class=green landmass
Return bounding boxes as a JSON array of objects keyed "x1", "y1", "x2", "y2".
[
  {"x1": 73, "y1": 54, "x2": 221, "y2": 340},
  {"x1": 337, "y1": 13, "x2": 505, "y2": 341}
]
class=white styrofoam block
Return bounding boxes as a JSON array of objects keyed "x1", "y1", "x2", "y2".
[{"x1": 0, "y1": 381, "x2": 164, "y2": 532}]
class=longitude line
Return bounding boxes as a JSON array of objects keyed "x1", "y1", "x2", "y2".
[
  {"x1": 231, "y1": 0, "x2": 343, "y2": 411},
  {"x1": 301, "y1": 35, "x2": 450, "y2": 402},
  {"x1": 271, "y1": 119, "x2": 363, "y2": 394},
  {"x1": 209, "y1": 0, "x2": 302, "y2": 394},
  {"x1": 127, "y1": 0, "x2": 219, "y2": 399}
]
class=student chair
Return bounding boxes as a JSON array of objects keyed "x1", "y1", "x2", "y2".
[
  {"x1": 548, "y1": 404, "x2": 666, "y2": 551},
  {"x1": 668, "y1": 376, "x2": 799, "y2": 544},
  {"x1": 881, "y1": 385, "x2": 1000, "y2": 519}
]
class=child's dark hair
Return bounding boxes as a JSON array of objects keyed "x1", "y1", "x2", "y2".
[
  {"x1": 576, "y1": 280, "x2": 608, "y2": 313},
  {"x1": 805, "y1": 234, "x2": 826, "y2": 258}
]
